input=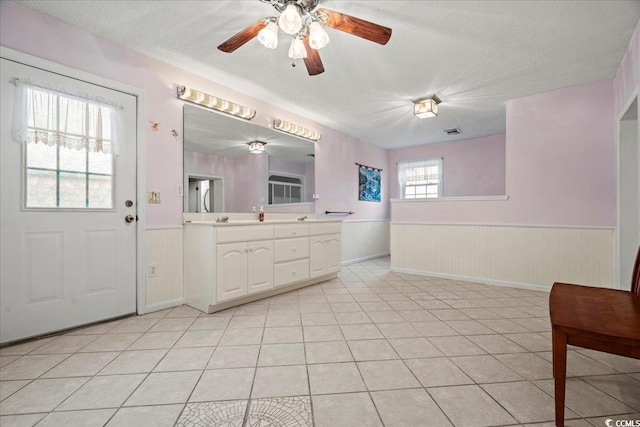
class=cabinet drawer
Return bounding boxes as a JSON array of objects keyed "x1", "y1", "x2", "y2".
[
  {"x1": 274, "y1": 224, "x2": 310, "y2": 239},
  {"x1": 274, "y1": 237, "x2": 310, "y2": 263},
  {"x1": 216, "y1": 226, "x2": 273, "y2": 243},
  {"x1": 274, "y1": 259, "x2": 310, "y2": 287},
  {"x1": 310, "y1": 222, "x2": 341, "y2": 236}
]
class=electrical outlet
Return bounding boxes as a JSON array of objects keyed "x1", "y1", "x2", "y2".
[
  {"x1": 148, "y1": 191, "x2": 161, "y2": 204},
  {"x1": 148, "y1": 264, "x2": 158, "y2": 278},
  {"x1": 176, "y1": 184, "x2": 183, "y2": 197}
]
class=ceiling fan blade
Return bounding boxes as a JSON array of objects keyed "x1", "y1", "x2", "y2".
[
  {"x1": 218, "y1": 19, "x2": 268, "y2": 53},
  {"x1": 303, "y1": 35, "x2": 325, "y2": 76},
  {"x1": 315, "y1": 8, "x2": 392, "y2": 45}
]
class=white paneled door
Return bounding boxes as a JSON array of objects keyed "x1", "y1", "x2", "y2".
[{"x1": 0, "y1": 58, "x2": 138, "y2": 344}]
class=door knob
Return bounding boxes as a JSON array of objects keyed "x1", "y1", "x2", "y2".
[{"x1": 125, "y1": 215, "x2": 135, "y2": 223}]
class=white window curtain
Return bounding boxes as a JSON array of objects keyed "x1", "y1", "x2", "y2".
[
  {"x1": 11, "y1": 79, "x2": 120, "y2": 155},
  {"x1": 398, "y1": 158, "x2": 443, "y2": 199}
]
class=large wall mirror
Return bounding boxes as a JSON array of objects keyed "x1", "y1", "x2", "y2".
[{"x1": 183, "y1": 104, "x2": 315, "y2": 214}]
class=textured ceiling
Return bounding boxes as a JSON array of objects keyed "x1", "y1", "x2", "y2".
[{"x1": 13, "y1": 0, "x2": 640, "y2": 149}]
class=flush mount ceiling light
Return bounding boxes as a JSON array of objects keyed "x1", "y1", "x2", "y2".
[
  {"x1": 274, "y1": 119, "x2": 322, "y2": 141},
  {"x1": 217, "y1": 0, "x2": 392, "y2": 76},
  {"x1": 248, "y1": 141, "x2": 266, "y2": 154},
  {"x1": 414, "y1": 95, "x2": 442, "y2": 119},
  {"x1": 177, "y1": 86, "x2": 256, "y2": 120}
]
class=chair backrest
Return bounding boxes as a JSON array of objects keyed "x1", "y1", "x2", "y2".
[{"x1": 632, "y1": 245, "x2": 640, "y2": 297}]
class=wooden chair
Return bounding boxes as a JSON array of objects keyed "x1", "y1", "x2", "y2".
[{"x1": 549, "y1": 246, "x2": 640, "y2": 427}]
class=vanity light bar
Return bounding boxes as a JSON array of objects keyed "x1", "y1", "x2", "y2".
[
  {"x1": 273, "y1": 119, "x2": 322, "y2": 141},
  {"x1": 177, "y1": 86, "x2": 256, "y2": 120}
]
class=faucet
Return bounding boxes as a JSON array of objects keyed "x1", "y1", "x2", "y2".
[
  {"x1": 297, "y1": 216, "x2": 308, "y2": 221},
  {"x1": 216, "y1": 216, "x2": 229, "y2": 223}
]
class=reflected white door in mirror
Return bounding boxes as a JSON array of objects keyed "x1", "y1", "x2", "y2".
[{"x1": 184, "y1": 220, "x2": 342, "y2": 313}]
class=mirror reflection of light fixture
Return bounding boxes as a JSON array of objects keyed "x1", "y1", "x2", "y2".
[
  {"x1": 414, "y1": 95, "x2": 442, "y2": 119},
  {"x1": 279, "y1": 4, "x2": 303, "y2": 35},
  {"x1": 274, "y1": 119, "x2": 322, "y2": 141},
  {"x1": 248, "y1": 141, "x2": 266, "y2": 154},
  {"x1": 258, "y1": 20, "x2": 279, "y2": 49},
  {"x1": 177, "y1": 86, "x2": 256, "y2": 120}
]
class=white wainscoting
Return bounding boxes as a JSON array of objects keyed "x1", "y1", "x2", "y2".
[
  {"x1": 342, "y1": 220, "x2": 390, "y2": 265},
  {"x1": 390, "y1": 223, "x2": 614, "y2": 290},
  {"x1": 145, "y1": 227, "x2": 184, "y2": 311}
]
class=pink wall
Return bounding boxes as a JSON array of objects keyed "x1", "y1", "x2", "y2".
[
  {"x1": 392, "y1": 79, "x2": 616, "y2": 227},
  {"x1": 305, "y1": 163, "x2": 315, "y2": 202},
  {"x1": 269, "y1": 158, "x2": 307, "y2": 177},
  {"x1": 388, "y1": 134, "x2": 506, "y2": 198},
  {"x1": 0, "y1": 2, "x2": 389, "y2": 225},
  {"x1": 316, "y1": 127, "x2": 389, "y2": 219},
  {"x1": 613, "y1": 20, "x2": 640, "y2": 115},
  {"x1": 234, "y1": 154, "x2": 269, "y2": 212}
]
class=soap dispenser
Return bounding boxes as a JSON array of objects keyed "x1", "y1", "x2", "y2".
[{"x1": 259, "y1": 206, "x2": 264, "y2": 222}]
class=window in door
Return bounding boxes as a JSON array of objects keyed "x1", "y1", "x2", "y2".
[
  {"x1": 20, "y1": 85, "x2": 116, "y2": 209},
  {"x1": 398, "y1": 158, "x2": 442, "y2": 199}
]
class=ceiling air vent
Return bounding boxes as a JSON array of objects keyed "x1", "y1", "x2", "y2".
[{"x1": 444, "y1": 128, "x2": 462, "y2": 136}]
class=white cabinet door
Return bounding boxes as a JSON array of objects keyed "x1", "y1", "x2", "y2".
[
  {"x1": 309, "y1": 236, "x2": 328, "y2": 278},
  {"x1": 248, "y1": 241, "x2": 274, "y2": 295},
  {"x1": 216, "y1": 242, "x2": 248, "y2": 302},
  {"x1": 310, "y1": 234, "x2": 342, "y2": 278},
  {"x1": 326, "y1": 234, "x2": 342, "y2": 273}
]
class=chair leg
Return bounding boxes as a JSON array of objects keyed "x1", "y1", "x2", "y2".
[{"x1": 552, "y1": 329, "x2": 567, "y2": 427}]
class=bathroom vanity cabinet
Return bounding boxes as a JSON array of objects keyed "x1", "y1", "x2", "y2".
[{"x1": 184, "y1": 220, "x2": 342, "y2": 313}]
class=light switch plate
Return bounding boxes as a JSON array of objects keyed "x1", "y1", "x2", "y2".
[
  {"x1": 148, "y1": 191, "x2": 161, "y2": 204},
  {"x1": 176, "y1": 184, "x2": 183, "y2": 197}
]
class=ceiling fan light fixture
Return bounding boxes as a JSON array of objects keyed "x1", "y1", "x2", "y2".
[
  {"x1": 308, "y1": 21, "x2": 329, "y2": 50},
  {"x1": 258, "y1": 21, "x2": 279, "y2": 49},
  {"x1": 279, "y1": 4, "x2": 303, "y2": 35},
  {"x1": 288, "y1": 36, "x2": 307, "y2": 59},
  {"x1": 248, "y1": 141, "x2": 266, "y2": 154},
  {"x1": 414, "y1": 97, "x2": 440, "y2": 119}
]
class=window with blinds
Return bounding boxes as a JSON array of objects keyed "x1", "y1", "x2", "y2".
[{"x1": 397, "y1": 158, "x2": 442, "y2": 199}]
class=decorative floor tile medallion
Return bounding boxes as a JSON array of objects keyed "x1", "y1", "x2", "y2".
[
  {"x1": 247, "y1": 397, "x2": 312, "y2": 427},
  {"x1": 176, "y1": 397, "x2": 312, "y2": 427},
  {"x1": 177, "y1": 400, "x2": 247, "y2": 427}
]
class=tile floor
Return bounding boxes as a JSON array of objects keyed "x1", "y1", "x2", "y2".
[{"x1": 1, "y1": 257, "x2": 639, "y2": 426}]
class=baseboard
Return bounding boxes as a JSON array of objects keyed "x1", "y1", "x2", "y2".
[
  {"x1": 145, "y1": 297, "x2": 185, "y2": 313},
  {"x1": 390, "y1": 267, "x2": 552, "y2": 293},
  {"x1": 342, "y1": 252, "x2": 390, "y2": 266}
]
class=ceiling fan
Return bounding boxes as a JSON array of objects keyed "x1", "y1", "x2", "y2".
[{"x1": 217, "y1": 0, "x2": 392, "y2": 76}]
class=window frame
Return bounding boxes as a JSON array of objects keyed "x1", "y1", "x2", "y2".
[
  {"x1": 397, "y1": 158, "x2": 443, "y2": 200},
  {"x1": 268, "y1": 172, "x2": 304, "y2": 205},
  {"x1": 20, "y1": 88, "x2": 117, "y2": 212}
]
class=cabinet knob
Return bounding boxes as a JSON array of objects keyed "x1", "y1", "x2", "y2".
[
  {"x1": 291, "y1": 247, "x2": 296, "y2": 252},
  {"x1": 292, "y1": 231, "x2": 297, "y2": 235},
  {"x1": 292, "y1": 271, "x2": 296, "y2": 276}
]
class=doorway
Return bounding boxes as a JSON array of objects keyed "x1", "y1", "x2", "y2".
[
  {"x1": 186, "y1": 175, "x2": 224, "y2": 213},
  {"x1": 617, "y1": 92, "x2": 639, "y2": 290},
  {"x1": 0, "y1": 54, "x2": 141, "y2": 343}
]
